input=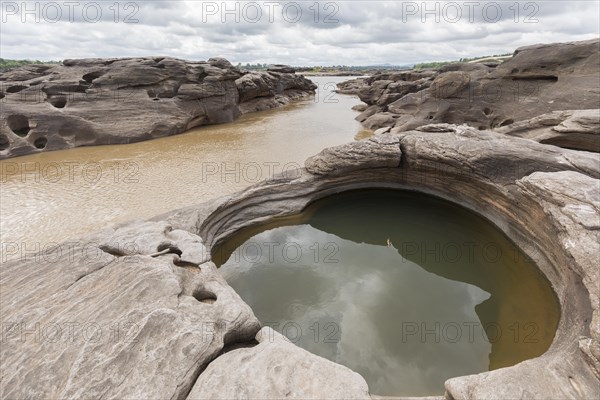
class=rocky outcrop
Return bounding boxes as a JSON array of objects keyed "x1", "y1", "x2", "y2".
[
  {"x1": 0, "y1": 58, "x2": 316, "y2": 159},
  {"x1": 164, "y1": 125, "x2": 599, "y2": 399},
  {"x1": 0, "y1": 41, "x2": 600, "y2": 400},
  {"x1": 236, "y1": 70, "x2": 316, "y2": 114},
  {"x1": 2, "y1": 125, "x2": 599, "y2": 398},
  {"x1": 0, "y1": 220, "x2": 262, "y2": 399},
  {"x1": 188, "y1": 327, "x2": 370, "y2": 400},
  {"x1": 495, "y1": 109, "x2": 600, "y2": 152},
  {"x1": 339, "y1": 39, "x2": 600, "y2": 152}
]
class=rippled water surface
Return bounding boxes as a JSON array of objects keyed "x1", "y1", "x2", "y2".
[
  {"x1": 1, "y1": 77, "x2": 366, "y2": 249},
  {"x1": 217, "y1": 189, "x2": 561, "y2": 397}
]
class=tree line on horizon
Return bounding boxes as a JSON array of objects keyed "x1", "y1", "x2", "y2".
[{"x1": 1, "y1": 53, "x2": 513, "y2": 72}]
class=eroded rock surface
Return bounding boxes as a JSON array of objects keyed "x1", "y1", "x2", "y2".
[
  {"x1": 188, "y1": 327, "x2": 370, "y2": 400},
  {"x1": 2, "y1": 125, "x2": 600, "y2": 399},
  {"x1": 0, "y1": 58, "x2": 316, "y2": 159},
  {"x1": 2, "y1": 39, "x2": 600, "y2": 400},
  {"x1": 496, "y1": 109, "x2": 600, "y2": 152},
  {"x1": 167, "y1": 126, "x2": 599, "y2": 399},
  {"x1": 0, "y1": 220, "x2": 260, "y2": 399},
  {"x1": 338, "y1": 39, "x2": 600, "y2": 152}
]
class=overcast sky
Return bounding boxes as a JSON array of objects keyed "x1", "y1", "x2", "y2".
[{"x1": 1, "y1": 1, "x2": 598, "y2": 65}]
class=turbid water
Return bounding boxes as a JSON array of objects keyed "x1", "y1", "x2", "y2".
[
  {"x1": 0, "y1": 77, "x2": 367, "y2": 253},
  {"x1": 216, "y1": 189, "x2": 561, "y2": 397}
]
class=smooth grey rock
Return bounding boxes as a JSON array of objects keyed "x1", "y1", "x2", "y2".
[
  {"x1": 0, "y1": 222, "x2": 260, "y2": 399},
  {"x1": 187, "y1": 327, "x2": 370, "y2": 399}
]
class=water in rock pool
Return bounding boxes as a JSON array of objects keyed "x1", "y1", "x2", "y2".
[
  {"x1": 0, "y1": 77, "x2": 368, "y2": 249},
  {"x1": 216, "y1": 189, "x2": 561, "y2": 397}
]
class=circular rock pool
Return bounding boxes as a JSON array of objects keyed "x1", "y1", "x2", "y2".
[{"x1": 214, "y1": 189, "x2": 560, "y2": 396}]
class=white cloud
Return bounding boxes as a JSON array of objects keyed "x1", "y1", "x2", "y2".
[{"x1": 0, "y1": 1, "x2": 598, "y2": 65}]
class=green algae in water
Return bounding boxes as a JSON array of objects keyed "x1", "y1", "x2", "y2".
[{"x1": 214, "y1": 190, "x2": 561, "y2": 397}]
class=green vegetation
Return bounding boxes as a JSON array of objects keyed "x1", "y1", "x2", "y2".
[
  {"x1": 0, "y1": 58, "x2": 60, "y2": 71},
  {"x1": 237, "y1": 62, "x2": 270, "y2": 70},
  {"x1": 414, "y1": 53, "x2": 512, "y2": 70}
]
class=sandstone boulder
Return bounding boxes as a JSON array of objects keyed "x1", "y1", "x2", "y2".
[{"x1": 187, "y1": 327, "x2": 370, "y2": 400}]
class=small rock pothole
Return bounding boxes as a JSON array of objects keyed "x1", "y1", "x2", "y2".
[
  {"x1": 34, "y1": 137, "x2": 48, "y2": 149},
  {"x1": 7, "y1": 115, "x2": 31, "y2": 137},
  {"x1": 6, "y1": 85, "x2": 28, "y2": 93},
  {"x1": 48, "y1": 96, "x2": 67, "y2": 108},
  {"x1": 193, "y1": 289, "x2": 217, "y2": 304},
  {"x1": 82, "y1": 70, "x2": 105, "y2": 84}
]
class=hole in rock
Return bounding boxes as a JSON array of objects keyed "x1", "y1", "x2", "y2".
[
  {"x1": 478, "y1": 126, "x2": 487, "y2": 130},
  {"x1": 82, "y1": 70, "x2": 105, "y2": 84},
  {"x1": 48, "y1": 96, "x2": 67, "y2": 108},
  {"x1": 0, "y1": 93, "x2": 4, "y2": 99},
  {"x1": 33, "y1": 137, "x2": 47, "y2": 149},
  {"x1": 0, "y1": 134, "x2": 10, "y2": 151},
  {"x1": 6, "y1": 85, "x2": 28, "y2": 93},
  {"x1": 7, "y1": 115, "x2": 30, "y2": 137},
  {"x1": 499, "y1": 119, "x2": 515, "y2": 127},
  {"x1": 193, "y1": 289, "x2": 217, "y2": 304},
  {"x1": 483, "y1": 107, "x2": 491, "y2": 116},
  {"x1": 214, "y1": 189, "x2": 560, "y2": 398},
  {"x1": 156, "y1": 243, "x2": 183, "y2": 257}
]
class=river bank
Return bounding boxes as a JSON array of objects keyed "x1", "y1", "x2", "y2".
[
  {"x1": 0, "y1": 77, "x2": 366, "y2": 253},
  {"x1": 0, "y1": 58, "x2": 316, "y2": 159}
]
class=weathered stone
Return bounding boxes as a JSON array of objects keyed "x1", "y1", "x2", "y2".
[
  {"x1": 174, "y1": 127, "x2": 598, "y2": 399},
  {"x1": 496, "y1": 109, "x2": 600, "y2": 152},
  {"x1": 0, "y1": 57, "x2": 316, "y2": 159},
  {"x1": 305, "y1": 134, "x2": 400, "y2": 175},
  {"x1": 187, "y1": 327, "x2": 370, "y2": 399},
  {"x1": 338, "y1": 39, "x2": 600, "y2": 148},
  {"x1": 3, "y1": 125, "x2": 600, "y2": 399},
  {"x1": 0, "y1": 221, "x2": 260, "y2": 399}
]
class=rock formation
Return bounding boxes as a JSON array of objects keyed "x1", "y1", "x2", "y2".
[
  {"x1": 0, "y1": 58, "x2": 316, "y2": 159},
  {"x1": 338, "y1": 39, "x2": 600, "y2": 152},
  {"x1": 2, "y1": 39, "x2": 599, "y2": 399},
  {"x1": 187, "y1": 327, "x2": 370, "y2": 400},
  {"x1": 3, "y1": 125, "x2": 599, "y2": 399}
]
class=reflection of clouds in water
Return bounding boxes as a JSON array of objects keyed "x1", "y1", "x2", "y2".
[
  {"x1": 466, "y1": 283, "x2": 492, "y2": 312},
  {"x1": 221, "y1": 224, "x2": 494, "y2": 396}
]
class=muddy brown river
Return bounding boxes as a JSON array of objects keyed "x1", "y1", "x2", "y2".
[{"x1": 1, "y1": 77, "x2": 367, "y2": 254}]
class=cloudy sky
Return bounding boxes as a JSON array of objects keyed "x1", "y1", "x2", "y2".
[{"x1": 1, "y1": 1, "x2": 598, "y2": 65}]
